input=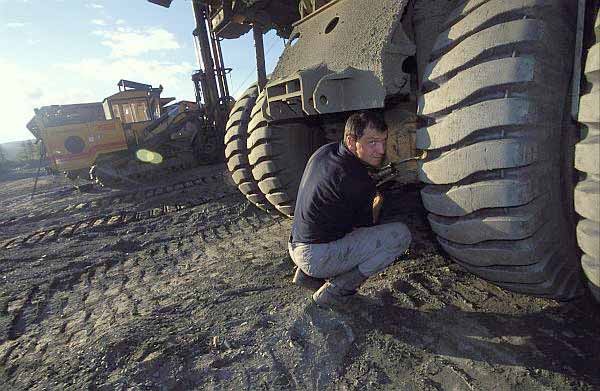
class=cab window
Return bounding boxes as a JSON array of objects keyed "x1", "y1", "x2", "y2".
[{"x1": 133, "y1": 101, "x2": 149, "y2": 122}]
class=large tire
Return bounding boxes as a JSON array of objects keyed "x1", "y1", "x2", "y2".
[
  {"x1": 417, "y1": 0, "x2": 584, "y2": 299},
  {"x1": 224, "y1": 86, "x2": 274, "y2": 212},
  {"x1": 576, "y1": 9, "x2": 600, "y2": 302},
  {"x1": 247, "y1": 92, "x2": 324, "y2": 217}
]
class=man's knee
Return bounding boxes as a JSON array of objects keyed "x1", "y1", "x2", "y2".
[{"x1": 381, "y1": 222, "x2": 411, "y2": 251}]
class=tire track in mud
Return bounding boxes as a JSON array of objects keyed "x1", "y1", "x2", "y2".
[
  {"x1": 2, "y1": 257, "x2": 124, "y2": 343},
  {"x1": 0, "y1": 205, "x2": 285, "y2": 382},
  {"x1": 0, "y1": 172, "x2": 229, "y2": 231},
  {"x1": 0, "y1": 177, "x2": 239, "y2": 251}
]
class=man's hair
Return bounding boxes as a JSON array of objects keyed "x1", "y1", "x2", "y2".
[{"x1": 343, "y1": 111, "x2": 388, "y2": 146}]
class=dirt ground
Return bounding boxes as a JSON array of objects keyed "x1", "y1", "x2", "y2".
[{"x1": 1, "y1": 165, "x2": 599, "y2": 390}]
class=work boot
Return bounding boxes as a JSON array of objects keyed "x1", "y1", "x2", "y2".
[
  {"x1": 293, "y1": 267, "x2": 325, "y2": 291},
  {"x1": 312, "y1": 267, "x2": 368, "y2": 308}
]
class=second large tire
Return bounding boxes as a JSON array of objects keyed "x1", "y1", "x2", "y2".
[
  {"x1": 224, "y1": 86, "x2": 273, "y2": 212},
  {"x1": 576, "y1": 9, "x2": 600, "y2": 302},
  {"x1": 247, "y1": 92, "x2": 324, "y2": 216},
  {"x1": 417, "y1": 0, "x2": 583, "y2": 299}
]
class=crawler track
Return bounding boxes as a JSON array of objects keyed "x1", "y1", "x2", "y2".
[
  {"x1": 0, "y1": 182, "x2": 241, "y2": 251},
  {"x1": 0, "y1": 172, "x2": 230, "y2": 231}
]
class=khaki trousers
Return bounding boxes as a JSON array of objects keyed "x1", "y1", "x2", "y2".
[{"x1": 288, "y1": 222, "x2": 411, "y2": 278}]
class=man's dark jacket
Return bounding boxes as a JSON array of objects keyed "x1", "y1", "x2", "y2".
[{"x1": 291, "y1": 142, "x2": 377, "y2": 244}]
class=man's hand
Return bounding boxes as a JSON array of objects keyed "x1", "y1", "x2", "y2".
[{"x1": 373, "y1": 192, "x2": 384, "y2": 224}]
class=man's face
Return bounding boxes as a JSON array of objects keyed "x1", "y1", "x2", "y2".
[{"x1": 347, "y1": 125, "x2": 387, "y2": 167}]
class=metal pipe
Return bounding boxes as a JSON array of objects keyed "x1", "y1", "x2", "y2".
[
  {"x1": 253, "y1": 25, "x2": 267, "y2": 91},
  {"x1": 31, "y1": 142, "x2": 45, "y2": 200},
  {"x1": 215, "y1": 37, "x2": 230, "y2": 98},
  {"x1": 570, "y1": 0, "x2": 586, "y2": 119},
  {"x1": 208, "y1": 22, "x2": 227, "y2": 101},
  {"x1": 191, "y1": 0, "x2": 220, "y2": 123}
]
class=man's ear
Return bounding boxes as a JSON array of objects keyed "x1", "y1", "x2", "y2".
[{"x1": 345, "y1": 134, "x2": 357, "y2": 153}]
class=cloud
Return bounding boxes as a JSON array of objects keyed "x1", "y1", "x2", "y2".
[
  {"x1": 91, "y1": 19, "x2": 107, "y2": 26},
  {"x1": 5, "y1": 22, "x2": 27, "y2": 28},
  {"x1": 58, "y1": 58, "x2": 194, "y2": 93},
  {"x1": 0, "y1": 55, "x2": 196, "y2": 143},
  {"x1": 26, "y1": 88, "x2": 44, "y2": 100},
  {"x1": 1, "y1": 61, "x2": 97, "y2": 105},
  {"x1": 92, "y1": 27, "x2": 181, "y2": 57},
  {"x1": 87, "y1": 3, "x2": 103, "y2": 8},
  {"x1": 0, "y1": 60, "x2": 98, "y2": 143},
  {"x1": 0, "y1": 22, "x2": 193, "y2": 144},
  {"x1": 116, "y1": 19, "x2": 126, "y2": 25}
]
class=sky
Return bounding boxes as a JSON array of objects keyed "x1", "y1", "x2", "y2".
[{"x1": 0, "y1": 0, "x2": 286, "y2": 143}]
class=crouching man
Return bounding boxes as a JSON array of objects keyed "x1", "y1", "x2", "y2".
[{"x1": 288, "y1": 111, "x2": 412, "y2": 309}]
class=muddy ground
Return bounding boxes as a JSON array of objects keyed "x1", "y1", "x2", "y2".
[{"x1": 0, "y1": 165, "x2": 599, "y2": 390}]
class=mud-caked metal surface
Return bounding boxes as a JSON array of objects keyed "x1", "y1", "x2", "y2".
[
  {"x1": 270, "y1": 0, "x2": 415, "y2": 101},
  {"x1": 214, "y1": 0, "x2": 300, "y2": 38}
]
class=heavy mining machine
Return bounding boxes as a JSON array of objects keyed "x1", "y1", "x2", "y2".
[
  {"x1": 150, "y1": 0, "x2": 600, "y2": 303},
  {"x1": 26, "y1": 80, "x2": 223, "y2": 186}
]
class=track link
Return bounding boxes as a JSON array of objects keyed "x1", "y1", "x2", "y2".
[
  {"x1": 0, "y1": 181, "x2": 241, "y2": 251},
  {"x1": 0, "y1": 172, "x2": 229, "y2": 231}
]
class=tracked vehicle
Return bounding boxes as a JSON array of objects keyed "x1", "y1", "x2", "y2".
[
  {"x1": 27, "y1": 80, "x2": 225, "y2": 187},
  {"x1": 152, "y1": 0, "x2": 599, "y2": 302}
]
